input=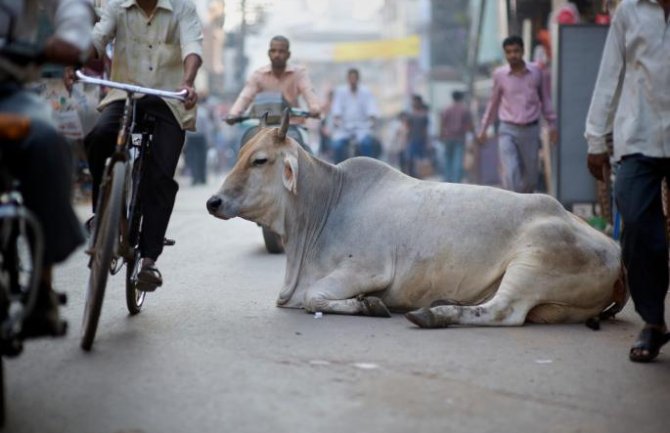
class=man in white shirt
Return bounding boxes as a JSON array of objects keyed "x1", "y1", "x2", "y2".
[
  {"x1": 585, "y1": 0, "x2": 670, "y2": 363},
  {"x1": 330, "y1": 68, "x2": 379, "y2": 163},
  {"x1": 81, "y1": 0, "x2": 203, "y2": 291}
]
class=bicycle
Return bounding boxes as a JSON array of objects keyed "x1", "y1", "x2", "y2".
[{"x1": 75, "y1": 71, "x2": 186, "y2": 351}]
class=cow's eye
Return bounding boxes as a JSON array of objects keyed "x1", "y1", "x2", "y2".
[{"x1": 252, "y1": 157, "x2": 268, "y2": 166}]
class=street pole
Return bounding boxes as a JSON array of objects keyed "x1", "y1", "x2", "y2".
[
  {"x1": 465, "y1": 0, "x2": 486, "y2": 183},
  {"x1": 234, "y1": 0, "x2": 247, "y2": 91}
]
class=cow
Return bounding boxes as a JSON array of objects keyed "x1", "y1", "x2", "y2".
[{"x1": 206, "y1": 111, "x2": 627, "y2": 328}]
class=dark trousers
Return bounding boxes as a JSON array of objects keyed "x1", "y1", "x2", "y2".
[
  {"x1": 615, "y1": 154, "x2": 670, "y2": 326},
  {"x1": 0, "y1": 85, "x2": 85, "y2": 266},
  {"x1": 84, "y1": 96, "x2": 185, "y2": 261},
  {"x1": 185, "y1": 134, "x2": 207, "y2": 185}
]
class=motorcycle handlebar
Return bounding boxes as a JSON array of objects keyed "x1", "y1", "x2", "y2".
[{"x1": 225, "y1": 110, "x2": 320, "y2": 124}]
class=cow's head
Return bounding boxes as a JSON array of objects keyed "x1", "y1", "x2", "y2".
[{"x1": 206, "y1": 109, "x2": 299, "y2": 235}]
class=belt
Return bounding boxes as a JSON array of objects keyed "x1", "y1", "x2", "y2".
[{"x1": 504, "y1": 119, "x2": 539, "y2": 127}]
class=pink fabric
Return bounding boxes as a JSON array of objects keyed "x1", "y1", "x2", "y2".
[
  {"x1": 479, "y1": 62, "x2": 556, "y2": 133},
  {"x1": 440, "y1": 102, "x2": 472, "y2": 140}
]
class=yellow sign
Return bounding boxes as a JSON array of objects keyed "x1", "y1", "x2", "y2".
[{"x1": 333, "y1": 35, "x2": 420, "y2": 62}]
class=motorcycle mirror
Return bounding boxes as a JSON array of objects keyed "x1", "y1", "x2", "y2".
[{"x1": 278, "y1": 107, "x2": 289, "y2": 140}]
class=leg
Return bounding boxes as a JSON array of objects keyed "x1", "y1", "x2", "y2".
[
  {"x1": 406, "y1": 294, "x2": 530, "y2": 328},
  {"x1": 615, "y1": 155, "x2": 667, "y2": 326},
  {"x1": 443, "y1": 140, "x2": 454, "y2": 181},
  {"x1": 615, "y1": 155, "x2": 669, "y2": 361},
  {"x1": 331, "y1": 137, "x2": 349, "y2": 164},
  {"x1": 497, "y1": 126, "x2": 524, "y2": 192},
  {"x1": 84, "y1": 101, "x2": 125, "y2": 211},
  {"x1": 302, "y1": 269, "x2": 392, "y2": 317},
  {"x1": 516, "y1": 124, "x2": 541, "y2": 193},
  {"x1": 452, "y1": 139, "x2": 465, "y2": 183},
  {"x1": 137, "y1": 97, "x2": 185, "y2": 262}
]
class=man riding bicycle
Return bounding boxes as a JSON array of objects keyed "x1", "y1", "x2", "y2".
[
  {"x1": 330, "y1": 68, "x2": 380, "y2": 163},
  {"x1": 69, "y1": 0, "x2": 203, "y2": 292},
  {"x1": 0, "y1": 0, "x2": 94, "y2": 336},
  {"x1": 225, "y1": 35, "x2": 321, "y2": 139}
]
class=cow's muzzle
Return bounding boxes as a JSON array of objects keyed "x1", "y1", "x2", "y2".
[{"x1": 207, "y1": 195, "x2": 233, "y2": 220}]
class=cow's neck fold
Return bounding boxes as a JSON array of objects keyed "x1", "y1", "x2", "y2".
[{"x1": 277, "y1": 151, "x2": 343, "y2": 305}]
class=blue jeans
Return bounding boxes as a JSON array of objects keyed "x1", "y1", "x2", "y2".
[
  {"x1": 443, "y1": 139, "x2": 465, "y2": 183},
  {"x1": 332, "y1": 134, "x2": 377, "y2": 164}
]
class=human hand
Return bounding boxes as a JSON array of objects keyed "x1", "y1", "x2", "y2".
[
  {"x1": 476, "y1": 131, "x2": 487, "y2": 145},
  {"x1": 224, "y1": 115, "x2": 237, "y2": 126},
  {"x1": 179, "y1": 82, "x2": 197, "y2": 109},
  {"x1": 63, "y1": 66, "x2": 76, "y2": 94},
  {"x1": 549, "y1": 128, "x2": 558, "y2": 145},
  {"x1": 587, "y1": 152, "x2": 610, "y2": 182}
]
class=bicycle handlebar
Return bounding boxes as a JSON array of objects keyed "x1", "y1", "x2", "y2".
[
  {"x1": 225, "y1": 109, "x2": 319, "y2": 124},
  {"x1": 75, "y1": 70, "x2": 187, "y2": 101}
]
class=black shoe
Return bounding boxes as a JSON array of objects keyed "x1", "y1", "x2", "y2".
[
  {"x1": 136, "y1": 263, "x2": 163, "y2": 292},
  {"x1": 21, "y1": 287, "x2": 68, "y2": 339}
]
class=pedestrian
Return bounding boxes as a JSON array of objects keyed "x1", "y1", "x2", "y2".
[
  {"x1": 440, "y1": 90, "x2": 473, "y2": 183},
  {"x1": 477, "y1": 35, "x2": 557, "y2": 193},
  {"x1": 185, "y1": 93, "x2": 211, "y2": 185},
  {"x1": 405, "y1": 95, "x2": 430, "y2": 178},
  {"x1": 585, "y1": 0, "x2": 670, "y2": 363}
]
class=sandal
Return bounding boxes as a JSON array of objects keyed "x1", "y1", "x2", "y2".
[
  {"x1": 629, "y1": 327, "x2": 670, "y2": 363},
  {"x1": 136, "y1": 264, "x2": 163, "y2": 292}
]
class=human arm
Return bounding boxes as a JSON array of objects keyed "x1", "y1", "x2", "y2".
[
  {"x1": 477, "y1": 73, "x2": 502, "y2": 144},
  {"x1": 178, "y1": 2, "x2": 204, "y2": 110},
  {"x1": 64, "y1": 0, "x2": 115, "y2": 90},
  {"x1": 584, "y1": 6, "x2": 626, "y2": 181},
  {"x1": 539, "y1": 66, "x2": 558, "y2": 144},
  {"x1": 45, "y1": 0, "x2": 95, "y2": 64},
  {"x1": 297, "y1": 68, "x2": 321, "y2": 117},
  {"x1": 226, "y1": 73, "x2": 261, "y2": 123}
]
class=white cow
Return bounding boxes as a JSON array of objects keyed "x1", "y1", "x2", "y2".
[{"x1": 207, "y1": 112, "x2": 627, "y2": 328}]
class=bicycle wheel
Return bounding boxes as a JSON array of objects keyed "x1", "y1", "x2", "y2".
[
  {"x1": 81, "y1": 161, "x2": 125, "y2": 351},
  {"x1": 125, "y1": 247, "x2": 145, "y2": 315},
  {"x1": 124, "y1": 149, "x2": 145, "y2": 315}
]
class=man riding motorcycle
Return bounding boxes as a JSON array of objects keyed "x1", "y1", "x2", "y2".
[
  {"x1": 225, "y1": 35, "x2": 321, "y2": 143},
  {"x1": 0, "y1": 0, "x2": 94, "y2": 336}
]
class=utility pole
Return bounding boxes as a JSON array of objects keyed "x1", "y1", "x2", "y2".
[{"x1": 234, "y1": 0, "x2": 248, "y2": 91}]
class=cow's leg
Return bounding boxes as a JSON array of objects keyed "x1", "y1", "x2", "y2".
[
  {"x1": 405, "y1": 295, "x2": 531, "y2": 328},
  {"x1": 303, "y1": 269, "x2": 392, "y2": 317},
  {"x1": 406, "y1": 265, "x2": 535, "y2": 328}
]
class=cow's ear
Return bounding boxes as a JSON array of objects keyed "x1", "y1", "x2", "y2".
[{"x1": 282, "y1": 154, "x2": 298, "y2": 194}]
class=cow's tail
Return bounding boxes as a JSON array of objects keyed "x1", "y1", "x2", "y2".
[{"x1": 599, "y1": 263, "x2": 630, "y2": 320}]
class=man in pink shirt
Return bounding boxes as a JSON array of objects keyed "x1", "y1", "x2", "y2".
[
  {"x1": 478, "y1": 35, "x2": 557, "y2": 193},
  {"x1": 226, "y1": 35, "x2": 321, "y2": 121}
]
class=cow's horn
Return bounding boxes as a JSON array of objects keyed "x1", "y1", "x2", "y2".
[
  {"x1": 260, "y1": 112, "x2": 269, "y2": 128},
  {"x1": 278, "y1": 107, "x2": 290, "y2": 140}
]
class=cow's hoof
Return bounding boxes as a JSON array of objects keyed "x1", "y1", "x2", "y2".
[
  {"x1": 405, "y1": 308, "x2": 446, "y2": 328},
  {"x1": 361, "y1": 296, "x2": 391, "y2": 318}
]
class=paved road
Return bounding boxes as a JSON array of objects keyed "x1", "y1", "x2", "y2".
[{"x1": 4, "y1": 177, "x2": 670, "y2": 433}]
